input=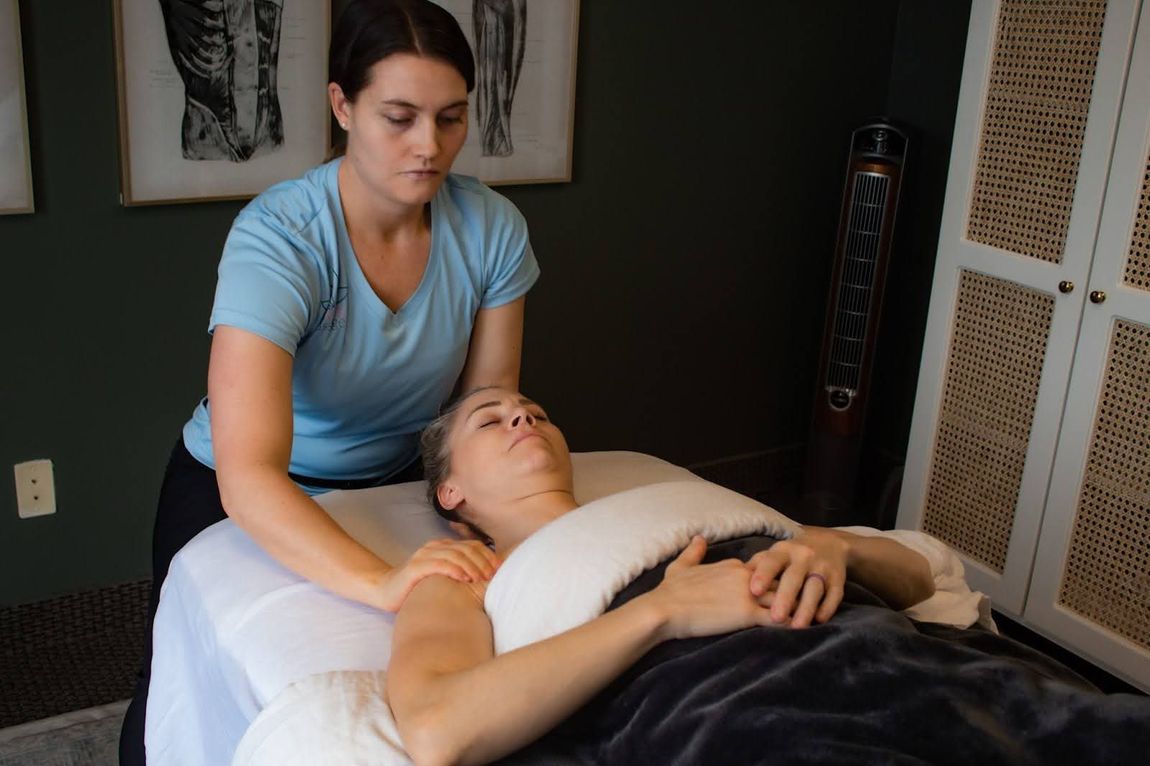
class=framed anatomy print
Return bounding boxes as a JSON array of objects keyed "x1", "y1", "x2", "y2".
[
  {"x1": 1, "y1": 0, "x2": 33, "y2": 215},
  {"x1": 113, "y1": 0, "x2": 330, "y2": 205},
  {"x1": 436, "y1": 0, "x2": 580, "y2": 185}
]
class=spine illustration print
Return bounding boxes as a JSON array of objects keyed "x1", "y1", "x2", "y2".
[
  {"x1": 473, "y1": 0, "x2": 526, "y2": 157},
  {"x1": 159, "y1": 0, "x2": 285, "y2": 162}
]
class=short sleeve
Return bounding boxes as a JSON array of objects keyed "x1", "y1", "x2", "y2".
[
  {"x1": 481, "y1": 200, "x2": 540, "y2": 309},
  {"x1": 208, "y1": 211, "x2": 319, "y2": 356}
]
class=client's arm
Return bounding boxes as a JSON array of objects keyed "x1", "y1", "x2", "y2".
[
  {"x1": 747, "y1": 526, "x2": 935, "y2": 628},
  {"x1": 387, "y1": 537, "x2": 773, "y2": 766}
]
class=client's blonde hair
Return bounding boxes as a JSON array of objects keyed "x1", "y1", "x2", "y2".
[{"x1": 419, "y1": 387, "x2": 499, "y2": 544}]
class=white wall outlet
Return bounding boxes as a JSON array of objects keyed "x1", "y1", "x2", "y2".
[{"x1": 14, "y1": 459, "x2": 56, "y2": 518}]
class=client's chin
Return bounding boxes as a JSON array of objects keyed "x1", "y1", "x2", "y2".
[{"x1": 509, "y1": 438, "x2": 567, "y2": 471}]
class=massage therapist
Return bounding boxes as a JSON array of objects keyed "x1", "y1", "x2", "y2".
[{"x1": 120, "y1": 1, "x2": 531, "y2": 761}]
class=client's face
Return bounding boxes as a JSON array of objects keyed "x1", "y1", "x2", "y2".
[{"x1": 438, "y1": 388, "x2": 573, "y2": 519}]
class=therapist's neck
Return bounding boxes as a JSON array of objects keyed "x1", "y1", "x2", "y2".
[{"x1": 338, "y1": 158, "x2": 429, "y2": 241}]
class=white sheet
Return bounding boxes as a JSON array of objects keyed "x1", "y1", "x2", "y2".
[
  {"x1": 835, "y1": 525, "x2": 995, "y2": 630},
  {"x1": 145, "y1": 451, "x2": 701, "y2": 766},
  {"x1": 232, "y1": 672, "x2": 409, "y2": 766}
]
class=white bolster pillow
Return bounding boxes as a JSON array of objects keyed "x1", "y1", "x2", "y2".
[{"x1": 484, "y1": 480, "x2": 801, "y2": 654}]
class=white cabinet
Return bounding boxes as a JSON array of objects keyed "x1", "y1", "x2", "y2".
[{"x1": 898, "y1": 0, "x2": 1150, "y2": 692}]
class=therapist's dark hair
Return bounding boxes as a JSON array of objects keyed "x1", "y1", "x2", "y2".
[
  {"x1": 420, "y1": 387, "x2": 497, "y2": 546},
  {"x1": 329, "y1": 0, "x2": 477, "y2": 100}
]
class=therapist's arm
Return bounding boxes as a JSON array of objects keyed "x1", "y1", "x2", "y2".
[
  {"x1": 208, "y1": 326, "x2": 498, "y2": 611},
  {"x1": 459, "y1": 297, "x2": 525, "y2": 393}
]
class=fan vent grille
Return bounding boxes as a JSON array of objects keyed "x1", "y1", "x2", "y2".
[{"x1": 825, "y1": 171, "x2": 891, "y2": 398}]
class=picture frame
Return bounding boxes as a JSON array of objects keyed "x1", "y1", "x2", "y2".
[
  {"x1": 436, "y1": 0, "x2": 580, "y2": 185},
  {"x1": 113, "y1": 0, "x2": 331, "y2": 206},
  {"x1": 1, "y1": 0, "x2": 34, "y2": 215}
]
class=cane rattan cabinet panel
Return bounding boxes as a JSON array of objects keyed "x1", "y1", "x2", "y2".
[
  {"x1": 1123, "y1": 155, "x2": 1150, "y2": 290},
  {"x1": 920, "y1": 272, "x2": 1055, "y2": 573},
  {"x1": 899, "y1": 0, "x2": 1150, "y2": 692},
  {"x1": 967, "y1": 0, "x2": 1108, "y2": 264},
  {"x1": 1057, "y1": 321, "x2": 1150, "y2": 652}
]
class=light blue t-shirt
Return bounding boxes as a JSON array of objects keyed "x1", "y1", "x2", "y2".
[{"x1": 182, "y1": 159, "x2": 539, "y2": 485}]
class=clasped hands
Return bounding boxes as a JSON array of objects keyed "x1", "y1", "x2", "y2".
[
  {"x1": 654, "y1": 527, "x2": 850, "y2": 640},
  {"x1": 745, "y1": 526, "x2": 849, "y2": 628}
]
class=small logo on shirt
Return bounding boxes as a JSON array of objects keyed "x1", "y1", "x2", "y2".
[{"x1": 319, "y1": 275, "x2": 348, "y2": 331}]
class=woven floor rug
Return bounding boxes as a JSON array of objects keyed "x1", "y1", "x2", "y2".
[{"x1": 0, "y1": 581, "x2": 148, "y2": 729}]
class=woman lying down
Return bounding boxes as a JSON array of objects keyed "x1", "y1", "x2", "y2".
[{"x1": 388, "y1": 387, "x2": 1150, "y2": 766}]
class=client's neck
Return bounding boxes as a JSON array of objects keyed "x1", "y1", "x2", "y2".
[{"x1": 492, "y1": 490, "x2": 580, "y2": 557}]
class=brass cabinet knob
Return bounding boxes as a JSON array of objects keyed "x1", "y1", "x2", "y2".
[
  {"x1": 1089, "y1": 290, "x2": 1107, "y2": 304},
  {"x1": 1058, "y1": 280, "x2": 1075, "y2": 294}
]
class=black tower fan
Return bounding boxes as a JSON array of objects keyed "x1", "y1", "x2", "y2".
[{"x1": 801, "y1": 120, "x2": 908, "y2": 525}]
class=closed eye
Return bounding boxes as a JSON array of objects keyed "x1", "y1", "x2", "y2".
[{"x1": 478, "y1": 419, "x2": 499, "y2": 428}]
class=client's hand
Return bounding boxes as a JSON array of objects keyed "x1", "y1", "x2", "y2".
[
  {"x1": 746, "y1": 527, "x2": 848, "y2": 628},
  {"x1": 650, "y1": 536, "x2": 775, "y2": 641},
  {"x1": 379, "y1": 539, "x2": 500, "y2": 612}
]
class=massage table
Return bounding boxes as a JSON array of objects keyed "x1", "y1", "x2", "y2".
[{"x1": 145, "y1": 451, "x2": 997, "y2": 765}]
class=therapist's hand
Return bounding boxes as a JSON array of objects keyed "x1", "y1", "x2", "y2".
[
  {"x1": 379, "y1": 539, "x2": 500, "y2": 612},
  {"x1": 745, "y1": 527, "x2": 848, "y2": 628}
]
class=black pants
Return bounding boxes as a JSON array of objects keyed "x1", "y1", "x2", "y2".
[{"x1": 118, "y1": 438, "x2": 421, "y2": 765}]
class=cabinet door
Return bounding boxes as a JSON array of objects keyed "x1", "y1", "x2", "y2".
[
  {"x1": 896, "y1": 0, "x2": 1140, "y2": 613},
  {"x1": 1025, "y1": 0, "x2": 1150, "y2": 692}
]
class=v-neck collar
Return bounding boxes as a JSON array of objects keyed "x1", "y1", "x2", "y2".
[{"x1": 331, "y1": 159, "x2": 441, "y2": 322}]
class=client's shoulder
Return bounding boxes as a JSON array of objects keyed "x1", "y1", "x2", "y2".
[
  {"x1": 395, "y1": 575, "x2": 493, "y2": 658},
  {"x1": 405, "y1": 574, "x2": 489, "y2": 616}
]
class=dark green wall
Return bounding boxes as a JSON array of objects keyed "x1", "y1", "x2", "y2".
[
  {"x1": 0, "y1": 0, "x2": 968, "y2": 606},
  {"x1": 2, "y1": 0, "x2": 242, "y2": 606},
  {"x1": 861, "y1": 0, "x2": 973, "y2": 526}
]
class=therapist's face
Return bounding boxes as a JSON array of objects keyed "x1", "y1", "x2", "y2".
[
  {"x1": 436, "y1": 388, "x2": 573, "y2": 515},
  {"x1": 331, "y1": 53, "x2": 469, "y2": 210}
]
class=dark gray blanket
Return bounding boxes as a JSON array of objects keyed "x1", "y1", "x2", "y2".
[{"x1": 504, "y1": 536, "x2": 1150, "y2": 766}]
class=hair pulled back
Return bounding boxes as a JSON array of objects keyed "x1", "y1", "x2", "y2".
[
  {"x1": 330, "y1": 0, "x2": 476, "y2": 101},
  {"x1": 420, "y1": 387, "x2": 498, "y2": 546}
]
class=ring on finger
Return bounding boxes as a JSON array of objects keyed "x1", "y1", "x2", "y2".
[{"x1": 804, "y1": 572, "x2": 827, "y2": 588}]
